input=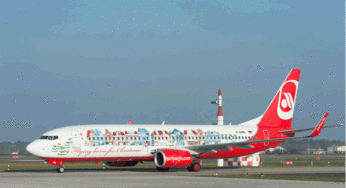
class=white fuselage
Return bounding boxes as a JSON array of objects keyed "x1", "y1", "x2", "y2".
[{"x1": 27, "y1": 124, "x2": 258, "y2": 159}]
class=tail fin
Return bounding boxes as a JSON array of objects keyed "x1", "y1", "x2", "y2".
[{"x1": 257, "y1": 69, "x2": 301, "y2": 129}]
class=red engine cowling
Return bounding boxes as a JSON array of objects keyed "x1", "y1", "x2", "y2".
[
  {"x1": 105, "y1": 161, "x2": 138, "y2": 167},
  {"x1": 154, "y1": 149, "x2": 192, "y2": 168}
]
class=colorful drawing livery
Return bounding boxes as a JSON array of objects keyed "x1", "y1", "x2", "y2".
[{"x1": 26, "y1": 69, "x2": 330, "y2": 173}]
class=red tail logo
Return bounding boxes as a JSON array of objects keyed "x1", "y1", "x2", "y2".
[{"x1": 277, "y1": 80, "x2": 298, "y2": 120}]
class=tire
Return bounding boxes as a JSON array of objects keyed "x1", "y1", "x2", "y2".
[
  {"x1": 58, "y1": 166, "x2": 65, "y2": 173},
  {"x1": 187, "y1": 162, "x2": 201, "y2": 172},
  {"x1": 56, "y1": 167, "x2": 60, "y2": 173},
  {"x1": 187, "y1": 166, "x2": 193, "y2": 172},
  {"x1": 192, "y1": 162, "x2": 201, "y2": 172},
  {"x1": 156, "y1": 167, "x2": 169, "y2": 172}
]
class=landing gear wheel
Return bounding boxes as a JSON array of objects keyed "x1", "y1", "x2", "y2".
[
  {"x1": 187, "y1": 162, "x2": 201, "y2": 172},
  {"x1": 56, "y1": 166, "x2": 65, "y2": 173},
  {"x1": 156, "y1": 167, "x2": 169, "y2": 172}
]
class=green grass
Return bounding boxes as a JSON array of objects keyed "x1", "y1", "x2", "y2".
[{"x1": 197, "y1": 174, "x2": 345, "y2": 182}]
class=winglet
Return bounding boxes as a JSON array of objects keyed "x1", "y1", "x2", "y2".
[{"x1": 307, "y1": 113, "x2": 328, "y2": 137}]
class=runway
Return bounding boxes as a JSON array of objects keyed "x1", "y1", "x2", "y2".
[{"x1": 0, "y1": 167, "x2": 344, "y2": 188}]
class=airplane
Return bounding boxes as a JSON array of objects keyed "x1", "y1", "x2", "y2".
[{"x1": 26, "y1": 69, "x2": 330, "y2": 173}]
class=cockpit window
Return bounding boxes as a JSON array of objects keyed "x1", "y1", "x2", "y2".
[
  {"x1": 40, "y1": 136, "x2": 48, "y2": 139},
  {"x1": 48, "y1": 136, "x2": 53, "y2": 140},
  {"x1": 53, "y1": 136, "x2": 58, "y2": 140}
]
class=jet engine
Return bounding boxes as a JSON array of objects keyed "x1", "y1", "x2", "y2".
[
  {"x1": 154, "y1": 149, "x2": 192, "y2": 168},
  {"x1": 105, "y1": 161, "x2": 139, "y2": 167}
]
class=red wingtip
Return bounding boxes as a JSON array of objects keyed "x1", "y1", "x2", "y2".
[{"x1": 308, "y1": 113, "x2": 328, "y2": 137}]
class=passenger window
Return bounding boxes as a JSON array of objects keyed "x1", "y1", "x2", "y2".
[
  {"x1": 147, "y1": 137, "x2": 149, "y2": 140},
  {"x1": 89, "y1": 137, "x2": 91, "y2": 141},
  {"x1": 93, "y1": 137, "x2": 95, "y2": 141},
  {"x1": 113, "y1": 137, "x2": 115, "y2": 140},
  {"x1": 188, "y1": 136, "x2": 191, "y2": 140},
  {"x1": 101, "y1": 137, "x2": 104, "y2": 140},
  {"x1": 238, "y1": 136, "x2": 241, "y2": 139},
  {"x1": 203, "y1": 136, "x2": 205, "y2": 139},
  {"x1": 242, "y1": 136, "x2": 244, "y2": 139},
  {"x1": 122, "y1": 137, "x2": 124, "y2": 140},
  {"x1": 166, "y1": 137, "x2": 168, "y2": 140}
]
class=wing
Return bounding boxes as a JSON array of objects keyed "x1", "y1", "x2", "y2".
[{"x1": 186, "y1": 113, "x2": 329, "y2": 153}]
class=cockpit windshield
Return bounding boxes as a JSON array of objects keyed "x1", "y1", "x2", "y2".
[{"x1": 40, "y1": 135, "x2": 58, "y2": 140}]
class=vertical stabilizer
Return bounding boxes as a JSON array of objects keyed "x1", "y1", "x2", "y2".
[{"x1": 257, "y1": 69, "x2": 301, "y2": 129}]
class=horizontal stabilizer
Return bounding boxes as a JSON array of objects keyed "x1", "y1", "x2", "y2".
[{"x1": 281, "y1": 114, "x2": 333, "y2": 134}]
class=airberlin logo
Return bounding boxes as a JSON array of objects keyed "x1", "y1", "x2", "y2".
[
  {"x1": 281, "y1": 92, "x2": 294, "y2": 109},
  {"x1": 277, "y1": 80, "x2": 299, "y2": 120}
]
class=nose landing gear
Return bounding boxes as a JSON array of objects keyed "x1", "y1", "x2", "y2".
[{"x1": 56, "y1": 166, "x2": 65, "y2": 173}]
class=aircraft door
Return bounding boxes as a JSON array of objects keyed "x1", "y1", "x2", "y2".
[
  {"x1": 71, "y1": 130, "x2": 81, "y2": 148},
  {"x1": 263, "y1": 130, "x2": 269, "y2": 146}
]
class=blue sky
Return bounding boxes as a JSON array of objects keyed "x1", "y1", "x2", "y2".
[{"x1": 0, "y1": 0, "x2": 344, "y2": 141}]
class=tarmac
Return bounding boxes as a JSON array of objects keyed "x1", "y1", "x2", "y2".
[{"x1": 0, "y1": 167, "x2": 344, "y2": 188}]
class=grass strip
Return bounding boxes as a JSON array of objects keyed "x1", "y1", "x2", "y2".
[{"x1": 197, "y1": 174, "x2": 345, "y2": 182}]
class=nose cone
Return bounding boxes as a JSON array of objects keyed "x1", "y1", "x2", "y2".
[
  {"x1": 26, "y1": 143, "x2": 35, "y2": 155},
  {"x1": 26, "y1": 140, "x2": 40, "y2": 156}
]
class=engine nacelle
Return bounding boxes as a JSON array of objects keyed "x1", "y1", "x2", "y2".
[
  {"x1": 154, "y1": 149, "x2": 192, "y2": 168},
  {"x1": 105, "y1": 161, "x2": 138, "y2": 167}
]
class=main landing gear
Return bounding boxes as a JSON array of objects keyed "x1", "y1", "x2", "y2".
[
  {"x1": 56, "y1": 166, "x2": 65, "y2": 173},
  {"x1": 187, "y1": 161, "x2": 201, "y2": 172}
]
